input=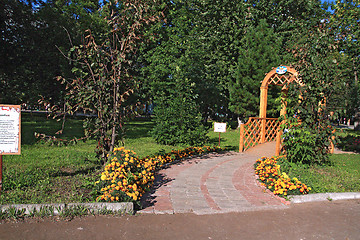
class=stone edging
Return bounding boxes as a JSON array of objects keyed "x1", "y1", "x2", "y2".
[
  {"x1": 289, "y1": 192, "x2": 360, "y2": 203},
  {"x1": 0, "y1": 202, "x2": 133, "y2": 215}
]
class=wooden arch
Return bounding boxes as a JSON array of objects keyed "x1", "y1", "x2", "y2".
[
  {"x1": 259, "y1": 66, "x2": 301, "y2": 119},
  {"x1": 239, "y1": 66, "x2": 302, "y2": 154},
  {"x1": 239, "y1": 66, "x2": 334, "y2": 155}
]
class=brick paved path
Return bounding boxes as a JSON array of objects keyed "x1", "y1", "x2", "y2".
[{"x1": 139, "y1": 142, "x2": 288, "y2": 215}]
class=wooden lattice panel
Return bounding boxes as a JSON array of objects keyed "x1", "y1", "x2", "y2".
[
  {"x1": 242, "y1": 118, "x2": 262, "y2": 151},
  {"x1": 268, "y1": 72, "x2": 303, "y2": 87},
  {"x1": 264, "y1": 119, "x2": 281, "y2": 142},
  {"x1": 239, "y1": 117, "x2": 281, "y2": 152}
]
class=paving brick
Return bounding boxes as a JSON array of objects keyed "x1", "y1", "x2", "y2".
[{"x1": 139, "y1": 142, "x2": 288, "y2": 215}]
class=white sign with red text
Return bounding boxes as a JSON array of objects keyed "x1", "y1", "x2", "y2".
[{"x1": 0, "y1": 105, "x2": 21, "y2": 155}]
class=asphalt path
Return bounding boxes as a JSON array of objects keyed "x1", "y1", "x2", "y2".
[{"x1": 0, "y1": 200, "x2": 359, "y2": 240}]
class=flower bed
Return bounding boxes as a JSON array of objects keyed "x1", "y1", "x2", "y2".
[
  {"x1": 96, "y1": 146, "x2": 224, "y2": 203},
  {"x1": 254, "y1": 156, "x2": 311, "y2": 198}
]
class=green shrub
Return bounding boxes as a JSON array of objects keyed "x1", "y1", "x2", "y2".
[
  {"x1": 282, "y1": 127, "x2": 331, "y2": 165},
  {"x1": 152, "y1": 78, "x2": 208, "y2": 146}
]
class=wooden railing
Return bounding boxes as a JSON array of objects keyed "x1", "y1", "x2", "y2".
[
  {"x1": 239, "y1": 117, "x2": 281, "y2": 152},
  {"x1": 239, "y1": 117, "x2": 336, "y2": 155}
]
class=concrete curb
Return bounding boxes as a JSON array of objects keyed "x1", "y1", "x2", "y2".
[
  {"x1": 290, "y1": 192, "x2": 360, "y2": 204},
  {"x1": 0, "y1": 202, "x2": 133, "y2": 215}
]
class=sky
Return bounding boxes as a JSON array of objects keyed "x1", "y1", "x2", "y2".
[{"x1": 321, "y1": 0, "x2": 336, "y2": 13}]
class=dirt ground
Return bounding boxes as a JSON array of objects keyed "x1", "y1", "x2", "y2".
[{"x1": 0, "y1": 200, "x2": 359, "y2": 240}]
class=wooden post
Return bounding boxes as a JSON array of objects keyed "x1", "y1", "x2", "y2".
[
  {"x1": 329, "y1": 136, "x2": 335, "y2": 154},
  {"x1": 259, "y1": 86, "x2": 268, "y2": 144},
  {"x1": 259, "y1": 86, "x2": 268, "y2": 119},
  {"x1": 218, "y1": 132, "x2": 221, "y2": 147},
  {"x1": 260, "y1": 118, "x2": 266, "y2": 143},
  {"x1": 239, "y1": 123, "x2": 244, "y2": 152}
]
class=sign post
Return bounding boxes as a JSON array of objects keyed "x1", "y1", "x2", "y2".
[
  {"x1": 214, "y1": 122, "x2": 226, "y2": 147},
  {"x1": 0, "y1": 105, "x2": 21, "y2": 192}
]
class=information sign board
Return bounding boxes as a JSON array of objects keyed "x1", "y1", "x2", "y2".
[
  {"x1": 0, "y1": 105, "x2": 21, "y2": 155},
  {"x1": 214, "y1": 122, "x2": 227, "y2": 133}
]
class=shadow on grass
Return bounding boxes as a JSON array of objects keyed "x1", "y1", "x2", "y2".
[
  {"x1": 207, "y1": 137, "x2": 237, "y2": 151},
  {"x1": 22, "y1": 113, "x2": 85, "y2": 145},
  {"x1": 52, "y1": 165, "x2": 102, "y2": 178},
  {"x1": 336, "y1": 135, "x2": 360, "y2": 153},
  {"x1": 124, "y1": 121, "x2": 155, "y2": 139}
]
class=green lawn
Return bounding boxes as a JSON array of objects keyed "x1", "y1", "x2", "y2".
[{"x1": 283, "y1": 153, "x2": 360, "y2": 194}]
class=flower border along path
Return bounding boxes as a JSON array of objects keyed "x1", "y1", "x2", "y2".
[
  {"x1": 139, "y1": 145, "x2": 288, "y2": 215},
  {"x1": 138, "y1": 141, "x2": 360, "y2": 215}
]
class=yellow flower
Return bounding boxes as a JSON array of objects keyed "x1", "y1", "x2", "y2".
[{"x1": 101, "y1": 175, "x2": 107, "y2": 181}]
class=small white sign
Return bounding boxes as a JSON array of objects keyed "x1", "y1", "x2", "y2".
[
  {"x1": 0, "y1": 105, "x2": 21, "y2": 155},
  {"x1": 214, "y1": 122, "x2": 227, "y2": 133},
  {"x1": 276, "y1": 66, "x2": 287, "y2": 75}
]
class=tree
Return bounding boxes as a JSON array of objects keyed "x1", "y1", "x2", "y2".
[
  {"x1": 282, "y1": 18, "x2": 341, "y2": 164},
  {"x1": 0, "y1": 0, "x2": 47, "y2": 104},
  {"x1": 142, "y1": 0, "x2": 208, "y2": 145},
  {"x1": 0, "y1": 0, "x2": 108, "y2": 106},
  {"x1": 329, "y1": 0, "x2": 360, "y2": 117},
  {"x1": 56, "y1": 0, "x2": 162, "y2": 161},
  {"x1": 151, "y1": 75, "x2": 208, "y2": 146},
  {"x1": 141, "y1": 0, "x2": 226, "y2": 123},
  {"x1": 228, "y1": 19, "x2": 282, "y2": 119},
  {"x1": 187, "y1": 0, "x2": 326, "y2": 121}
]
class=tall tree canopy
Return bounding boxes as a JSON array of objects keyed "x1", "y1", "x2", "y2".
[
  {"x1": 2, "y1": 0, "x2": 359, "y2": 151},
  {"x1": 0, "y1": 0, "x2": 107, "y2": 106},
  {"x1": 328, "y1": 0, "x2": 360, "y2": 117},
  {"x1": 55, "y1": 0, "x2": 162, "y2": 160},
  {"x1": 228, "y1": 19, "x2": 282, "y2": 118}
]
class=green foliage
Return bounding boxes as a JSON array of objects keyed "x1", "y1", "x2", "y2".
[
  {"x1": 141, "y1": 0, "x2": 226, "y2": 122},
  {"x1": 282, "y1": 127, "x2": 331, "y2": 165},
  {"x1": 335, "y1": 129, "x2": 360, "y2": 153},
  {"x1": 0, "y1": 0, "x2": 107, "y2": 106},
  {"x1": 55, "y1": 0, "x2": 161, "y2": 161},
  {"x1": 281, "y1": 15, "x2": 342, "y2": 165},
  {"x1": 152, "y1": 77, "x2": 208, "y2": 146},
  {"x1": 329, "y1": 0, "x2": 360, "y2": 116},
  {"x1": 229, "y1": 19, "x2": 282, "y2": 118}
]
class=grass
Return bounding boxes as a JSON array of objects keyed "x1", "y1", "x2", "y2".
[
  {"x1": 1, "y1": 114, "x2": 240, "y2": 205},
  {"x1": 277, "y1": 127, "x2": 360, "y2": 194},
  {"x1": 281, "y1": 153, "x2": 360, "y2": 193},
  {"x1": 207, "y1": 127, "x2": 239, "y2": 151}
]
